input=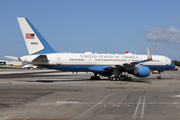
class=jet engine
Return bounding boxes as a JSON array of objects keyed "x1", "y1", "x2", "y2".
[{"x1": 128, "y1": 66, "x2": 150, "y2": 77}]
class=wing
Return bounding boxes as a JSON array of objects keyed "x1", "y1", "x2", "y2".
[{"x1": 105, "y1": 47, "x2": 152, "y2": 71}]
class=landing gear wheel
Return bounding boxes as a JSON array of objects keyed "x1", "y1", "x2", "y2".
[
  {"x1": 157, "y1": 76, "x2": 162, "y2": 79},
  {"x1": 97, "y1": 76, "x2": 100, "y2": 80},
  {"x1": 90, "y1": 76, "x2": 94, "y2": 80},
  {"x1": 110, "y1": 77, "x2": 120, "y2": 81},
  {"x1": 90, "y1": 76, "x2": 100, "y2": 80}
]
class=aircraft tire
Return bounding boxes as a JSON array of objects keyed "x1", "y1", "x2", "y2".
[
  {"x1": 90, "y1": 76, "x2": 94, "y2": 80},
  {"x1": 157, "y1": 76, "x2": 162, "y2": 79},
  {"x1": 90, "y1": 76, "x2": 100, "y2": 80}
]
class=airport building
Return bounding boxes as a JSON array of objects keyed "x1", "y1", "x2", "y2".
[
  {"x1": 0, "y1": 60, "x2": 6, "y2": 65},
  {"x1": 0, "y1": 60, "x2": 23, "y2": 66}
]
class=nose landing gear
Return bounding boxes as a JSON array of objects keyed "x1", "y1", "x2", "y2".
[{"x1": 157, "y1": 70, "x2": 162, "y2": 79}]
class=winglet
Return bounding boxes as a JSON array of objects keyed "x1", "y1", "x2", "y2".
[{"x1": 147, "y1": 46, "x2": 152, "y2": 60}]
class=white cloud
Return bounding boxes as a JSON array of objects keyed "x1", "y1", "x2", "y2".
[
  {"x1": 144, "y1": 27, "x2": 180, "y2": 45},
  {"x1": 152, "y1": 47, "x2": 160, "y2": 51},
  {"x1": 172, "y1": 17, "x2": 180, "y2": 20},
  {"x1": 152, "y1": 42, "x2": 161, "y2": 46},
  {"x1": 173, "y1": 51, "x2": 180, "y2": 55}
]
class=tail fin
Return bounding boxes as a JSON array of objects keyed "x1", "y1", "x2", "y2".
[{"x1": 17, "y1": 17, "x2": 57, "y2": 55}]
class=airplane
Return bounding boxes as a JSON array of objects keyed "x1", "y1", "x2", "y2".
[
  {"x1": 22, "y1": 64, "x2": 39, "y2": 69},
  {"x1": 16, "y1": 17, "x2": 175, "y2": 80}
]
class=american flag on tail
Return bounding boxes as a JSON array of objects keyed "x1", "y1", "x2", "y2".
[{"x1": 26, "y1": 33, "x2": 35, "y2": 39}]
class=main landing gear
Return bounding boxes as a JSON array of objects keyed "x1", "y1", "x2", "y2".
[
  {"x1": 90, "y1": 73, "x2": 100, "y2": 80},
  {"x1": 109, "y1": 69, "x2": 121, "y2": 81},
  {"x1": 109, "y1": 73, "x2": 132, "y2": 81},
  {"x1": 109, "y1": 77, "x2": 120, "y2": 81},
  {"x1": 90, "y1": 72, "x2": 132, "y2": 81}
]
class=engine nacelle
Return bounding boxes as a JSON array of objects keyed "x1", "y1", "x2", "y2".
[{"x1": 128, "y1": 66, "x2": 150, "y2": 77}]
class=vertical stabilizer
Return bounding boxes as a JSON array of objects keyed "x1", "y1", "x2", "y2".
[{"x1": 17, "y1": 17, "x2": 57, "y2": 55}]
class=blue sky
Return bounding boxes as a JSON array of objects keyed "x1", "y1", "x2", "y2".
[{"x1": 1, "y1": 0, "x2": 180, "y2": 60}]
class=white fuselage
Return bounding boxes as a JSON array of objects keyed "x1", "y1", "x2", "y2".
[{"x1": 20, "y1": 52, "x2": 172, "y2": 67}]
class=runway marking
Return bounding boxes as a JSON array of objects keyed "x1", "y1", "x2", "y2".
[
  {"x1": 1, "y1": 101, "x2": 180, "y2": 107},
  {"x1": 133, "y1": 95, "x2": 145, "y2": 119},
  {"x1": 142, "y1": 95, "x2": 145, "y2": 118},
  {"x1": 131, "y1": 91, "x2": 165, "y2": 119},
  {"x1": 104, "y1": 104, "x2": 129, "y2": 107},
  {"x1": 0, "y1": 101, "x2": 180, "y2": 106},
  {"x1": 171, "y1": 95, "x2": 180, "y2": 97},
  {"x1": 56, "y1": 101, "x2": 79, "y2": 104},
  {"x1": 72, "y1": 91, "x2": 131, "y2": 120},
  {"x1": 0, "y1": 90, "x2": 75, "y2": 93}
]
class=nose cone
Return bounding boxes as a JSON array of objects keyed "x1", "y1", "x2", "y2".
[
  {"x1": 165, "y1": 57, "x2": 173, "y2": 66},
  {"x1": 170, "y1": 62, "x2": 175, "y2": 69}
]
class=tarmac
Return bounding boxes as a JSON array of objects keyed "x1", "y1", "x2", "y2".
[{"x1": 0, "y1": 68, "x2": 180, "y2": 120}]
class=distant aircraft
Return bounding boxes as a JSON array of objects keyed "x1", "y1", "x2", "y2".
[
  {"x1": 22, "y1": 64, "x2": 39, "y2": 69},
  {"x1": 16, "y1": 17, "x2": 175, "y2": 80}
]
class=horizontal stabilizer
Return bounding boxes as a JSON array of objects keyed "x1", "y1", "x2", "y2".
[{"x1": 4, "y1": 56, "x2": 19, "y2": 60}]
